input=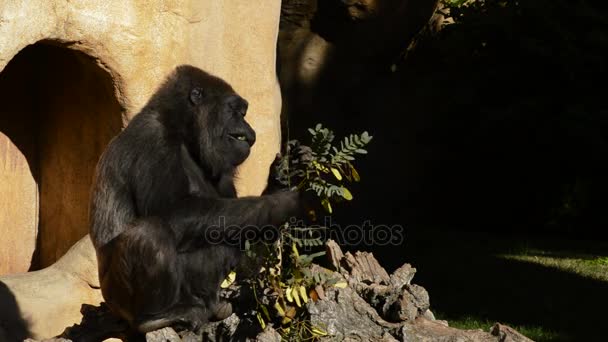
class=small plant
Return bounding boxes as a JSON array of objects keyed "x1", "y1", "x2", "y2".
[
  {"x1": 274, "y1": 124, "x2": 373, "y2": 214},
  {"x1": 227, "y1": 124, "x2": 372, "y2": 340}
]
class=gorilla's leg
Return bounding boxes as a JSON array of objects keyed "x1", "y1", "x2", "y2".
[
  {"x1": 99, "y1": 219, "x2": 206, "y2": 333},
  {"x1": 178, "y1": 245, "x2": 241, "y2": 321}
]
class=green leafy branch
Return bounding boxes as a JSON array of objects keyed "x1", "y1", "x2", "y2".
[
  {"x1": 282, "y1": 124, "x2": 372, "y2": 213},
  {"x1": 226, "y1": 124, "x2": 371, "y2": 340}
]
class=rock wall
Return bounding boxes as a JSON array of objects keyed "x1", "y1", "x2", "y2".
[
  {"x1": 0, "y1": 0, "x2": 282, "y2": 274},
  {"x1": 0, "y1": 0, "x2": 282, "y2": 338}
]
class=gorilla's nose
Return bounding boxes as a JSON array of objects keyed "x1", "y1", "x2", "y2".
[{"x1": 228, "y1": 95, "x2": 248, "y2": 116}]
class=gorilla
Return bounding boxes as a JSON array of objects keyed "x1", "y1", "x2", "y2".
[{"x1": 89, "y1": 65, "x2": 303, "y2": 334}]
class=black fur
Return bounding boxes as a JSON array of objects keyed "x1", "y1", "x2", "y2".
[{"x1": 89, "y1": 65, "x2": 301, "y2": 333}]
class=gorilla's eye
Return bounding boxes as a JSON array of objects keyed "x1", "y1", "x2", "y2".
[{"x1": 190, "y1": 87, "x2": 204, "y2": 105}]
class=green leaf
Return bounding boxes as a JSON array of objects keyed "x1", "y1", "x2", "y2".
[
  {"x1": 261, "y1": 304, "x2": 271, "y2": 320},
  {"x1": 361, "y1": 131, "x2": 373, "y2": 143},
  {"x1": 309, "y1": 251, "x2": 326, "y2": 259},
  {"x1": 257, "y1": 312, "x2": 266, "y2": 329}
]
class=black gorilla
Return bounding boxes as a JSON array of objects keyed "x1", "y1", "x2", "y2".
[{"x1": 89, "y1": 65, "x2": 302, "y2": 333}]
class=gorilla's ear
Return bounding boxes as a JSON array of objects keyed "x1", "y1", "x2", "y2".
[{"x1": 190, "y1": 87, "x2": 205, "y2": 105}]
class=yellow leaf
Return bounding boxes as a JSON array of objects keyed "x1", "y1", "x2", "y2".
[
  {"x1": 351, "y1": 165, "x2": 360, "y2": 182},
  {"x1": 282, "y1": 316, "x2": 293, "y2": 325},
  {"x1": 307, "y1": 209, "x2": 317, "y2": 222},
  {"x1": 274, "y1": 302, "x2": 286, "y2": 317},
  {"x1": 341, "y1": 187, "x2": 353, "y2": 201},
  {"x1": 285, "y1": 306, "x2": 297, "y2": 319},
  {"x1": 321, "y1": 199, "x2": 333, "y2": 214},
  {"x1": 299, "y1": 286, "x2": 308, "y2": 303},
  {"x1": 330, "y1": 167, "x2": 343, "y2": 181},
  {"x1": 334, "y1": 281, "x2": 348, "y2": 288},
  {"x1": 312, "y1": 160, "x2": 329, "y2": 172},
  {"x1": 293, "y1": 286, "x2": 301, "y2": 307},
  {"x1": 257, "y1": 312, "x2": 266, "y2": 329},
  {"x1": 220, "y1": 271, "x2": 236, "y2": 288},
  {"x1": 311, "y1": 327, "x2": 328, "y2": 337},
  {"x1": 309, "y1": 289, "x2": 319, "y2": 302},
  {"x1": 285, "y1": 287, "x2": 293, "y2": 302},
  {"x1": 292, "y1": 242, "x2": 299, "y2": 258}
]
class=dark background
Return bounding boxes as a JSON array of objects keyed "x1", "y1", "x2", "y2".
[
  {"x1": 276, "y1": 1, "x2": 608, "y2": 341},
  {"x1": 279, "y1": 0, "x2": 608, "y2": 240}
]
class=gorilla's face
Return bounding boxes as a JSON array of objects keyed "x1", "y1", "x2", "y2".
[
  {"x1": 189, "y1": 86, "x2": 256, "y2": 171},
  {"x1": 217, "y1": 93, "x2": 256, "y2": 166}
]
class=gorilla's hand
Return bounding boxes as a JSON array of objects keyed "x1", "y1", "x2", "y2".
[
  {"x1": 264, "y1": 144, "x2": 313, "y2": 195},
  {"x1": 290, "y1": 143, "x2": 313, "y2": 166},
  {"x1": 263, "y1": 153, "x2": 287, "y2": 194}
]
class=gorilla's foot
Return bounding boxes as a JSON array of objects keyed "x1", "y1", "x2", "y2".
[
  {"x1": 136, "y1": 306, "x2": 206, "y2": 334},
  {"x1": 209, "y1": 300, "x2": 233, "y2": 322}
]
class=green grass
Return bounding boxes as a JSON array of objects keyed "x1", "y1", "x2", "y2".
[
  {"x1": 375, "y1": 230, "x2": 608, "y2": 342},
  {"x1": 435, "y1": 313, "x2": 561, "y2": 342},
  {"x1": 499, "y1": 251, "x2": 608, "y2": 283}
]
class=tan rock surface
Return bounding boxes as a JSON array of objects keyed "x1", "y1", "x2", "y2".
[
  {"x1": 0, "y1": 237, "x2": 103, "y2": 340},
  {"x1": 0, "y1": 0, "x2": 282, "y2": 338}
]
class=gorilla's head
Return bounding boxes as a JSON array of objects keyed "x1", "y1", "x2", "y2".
[{"x1": 151, "y1": 65, "x2": 256, "y2": 178}]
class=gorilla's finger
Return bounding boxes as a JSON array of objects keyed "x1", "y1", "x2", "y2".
[{"x1": 294, "y1": 145, "x2": 313, "y2": 163}]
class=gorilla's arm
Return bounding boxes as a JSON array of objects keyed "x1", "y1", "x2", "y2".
[{"x1": 167, "y1": 191, "x2": 299, "y2": 250}]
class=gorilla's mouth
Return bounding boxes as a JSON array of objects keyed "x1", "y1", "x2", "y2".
[
  {"x1": 229, "y1": 133, "x2": 247, "y2": 141},
  {"x1": 228, "y1": 133, "x2": 253, "y2": 146}
]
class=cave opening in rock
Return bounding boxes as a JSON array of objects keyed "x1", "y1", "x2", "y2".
[{"x1": 0, "y1": 43, "x2": 123, "y2": 274}]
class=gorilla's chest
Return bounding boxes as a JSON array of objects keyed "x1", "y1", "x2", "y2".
[
  {"x1": 180, "y1": 144, "x2": 206, "y2": 195},
  {"x1": 179, "y1": 144, "x2": 236, "y2": 198}
]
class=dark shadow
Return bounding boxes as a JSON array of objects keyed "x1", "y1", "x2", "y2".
[
  {"x1": 396, "y1": 229, "x2": 608, "y2": 342},
  {"x1": 59, "y1": 303, "x2": 130, "y2": 342},
  {"x1": 0, "y1": 281, "x2": 30, "y2": 341},
  {"x1": 277, "y1": 0, "x2": 442, "y2": 242},
  {"x1": 277, "y1": 1, "x2": 608, "y2": 340},
  {"x1": 0, "y1": 42, "x2": 122, "y2": 273},
  {"x1": 279, "y1": 0, "x2": 608, "y2": 237}
]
